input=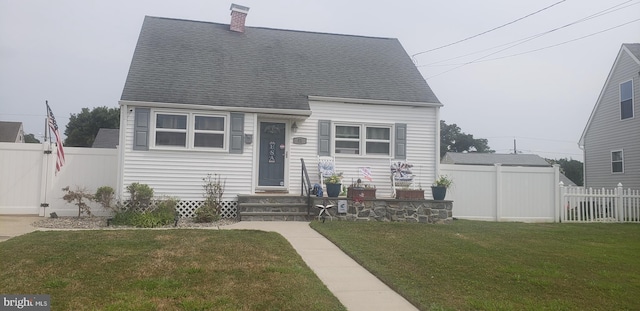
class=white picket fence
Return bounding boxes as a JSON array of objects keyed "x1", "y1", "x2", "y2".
[{"x1": 560, "y1": 183, "x2": 640, "y2": 223}]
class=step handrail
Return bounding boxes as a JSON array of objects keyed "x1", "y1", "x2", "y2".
[{"x1": 300, "y1": 158, "x2": 313, "y2": 216}]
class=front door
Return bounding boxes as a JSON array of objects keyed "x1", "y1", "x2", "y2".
[{"x1": 258, "y1": 122, "x2": 286, "y2": 187}]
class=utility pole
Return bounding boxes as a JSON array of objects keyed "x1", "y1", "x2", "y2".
[{"x1": 513, "y1": 139, "x2": 517, "y2": 154}]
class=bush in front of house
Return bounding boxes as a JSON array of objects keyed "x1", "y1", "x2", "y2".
[
  {"x1": 111, "y1": 183, "x2": 178, "y2": 228},
  {"x1": 194, "y1": 174, "x2": 225, "y2": 223}
]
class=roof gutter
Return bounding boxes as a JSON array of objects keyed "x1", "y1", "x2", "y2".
[
  {"x1": 308, "y1": 95, "x2": 443, "y2": 107},
  {"x1": 118, "y1": 100, "x2": 313, "y2": 117}
]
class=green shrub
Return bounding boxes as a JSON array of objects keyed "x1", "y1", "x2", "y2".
[
  {"x1": 194, "y1": 203, "x2": 220, "y2": 223},
  {"x1": 126, "y1": 183, "x2": 154, "y2": 210},
  {"x1": 95, "y1": 186, "x2": 115, "y2": 211},
  {"x1": 111, "y1": 198, "x2": 178, "y2": 228}
]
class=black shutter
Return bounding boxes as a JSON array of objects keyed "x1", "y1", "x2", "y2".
[
  {"x1": 318, "y1": 120, "x2": 331, "y2": 156},
  {"x1": 229, "y1": 113, "x2": 244, "y2": 154},
  {"x1": 394, "y1": 123, "x2": 407, "y2": 159},
  {"x1": 133, "y1": 108, "x2": 150, "y2": 150}
]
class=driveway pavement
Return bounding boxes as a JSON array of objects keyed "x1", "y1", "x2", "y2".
[{"x1": 0, "y1": 215, "x2": 40, "y2": 242}]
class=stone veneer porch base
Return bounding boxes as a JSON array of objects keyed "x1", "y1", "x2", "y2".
[{"x1": 312, "y1": 198, "x2": 453, "y2": 224}]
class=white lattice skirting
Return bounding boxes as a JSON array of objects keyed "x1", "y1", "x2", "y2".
[{"x1": 124, "y1": 200, "x2": 238, "y2": 219}]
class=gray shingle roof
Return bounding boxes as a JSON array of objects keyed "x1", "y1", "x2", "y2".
[
  {"x1": 442, "y1": 152, "x2": 551, "y2": 167},
  {"x1": 91, "y1": 128, "x2": 119, "y2": 148},
  {"x1": 623, "y1": 43, "x2": 640, "y2": 61},
  {"x1": 0, "y1": 121, "x2": 23, "y2": 142},
  {"x1": 121, "y1": 16, "x2": 440, "y2": 110}
]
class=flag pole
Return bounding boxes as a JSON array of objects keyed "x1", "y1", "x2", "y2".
[{"x1": 42, "y1": 100, "x2": 51, "y2": 216}]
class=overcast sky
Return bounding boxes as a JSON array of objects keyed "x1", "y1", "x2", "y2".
[{"x1": 1, "y1": 0, "x2": 639, "y2": 160}]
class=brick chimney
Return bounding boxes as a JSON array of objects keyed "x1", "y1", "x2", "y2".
[{"x1": 230, "y1": 4, "x2": 250, "y2": 33}]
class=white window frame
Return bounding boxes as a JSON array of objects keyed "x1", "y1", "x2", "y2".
[
  {"x1": 150, "y1": 110, "x2": 228, "y2": 151},
  {"x1": 333, "y1": 123, "x2": 392, "y2": 157},
  {"x1": 193, "y1": 114, "x2": 226, "y2": 150},
  {"x1": 620, "y1": 79, "x2": 634, "y2": 120},
  {"x1": 153, "y1": 112, "x2": 188, "y2": 149},
  {"x1": 611, "y1": 150, "x2": 624, "y2": 174}
]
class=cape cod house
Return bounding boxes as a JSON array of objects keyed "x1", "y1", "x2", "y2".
[
  {"x1": 579, "y1": 43, "x2": 640, "y2": 189},
  {"x1": 117, "y1": 5, "x2": 442, "y2": 212}
]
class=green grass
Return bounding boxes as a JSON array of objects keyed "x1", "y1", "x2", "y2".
[
  {"x1": 0, "y1": 230, "x2": 345, "y2": 311},
  {"x1": 311, "y1": 220, "x2": 640, "y2": 311}
]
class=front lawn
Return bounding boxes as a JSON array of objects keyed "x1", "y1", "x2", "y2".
[
  {"x1": 0, "y1": 230, "x2": 345, "y2": 311},
  {"x1": 311, "y1": 220, "x2": 640, "y2": 311}
]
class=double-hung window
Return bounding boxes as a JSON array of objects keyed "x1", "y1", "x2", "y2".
[
  {"x1": 155, "y1": 113, "x2": 187, "y2": 147},
  {"x1": 194, "y1": 115, "x2": 225, "y2": 148},
  {"x1": 334, "y1": 124, "x2": 391, "y2": 156},
  {"x1": 153, "y1": 111, "x2": 227, "y2": 150},
  {"x1": 620, "y1": 80, "x2": 633, "y2": 120},
  {"x1": 611, "y1": 150, "x2": 623, "y2": 173},
  {"x1": 335, "y1": 125, "x2": 360, "y2": 154}
]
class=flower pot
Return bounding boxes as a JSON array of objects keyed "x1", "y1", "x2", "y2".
[
  {"x1": 326, "y1": 183, "x2": 342, "y2": 198},
  {"x1": 395, "y1": 189, "x2": 424, "y2": 200},
  {"x1": 431, "y1": 186, "x2": 447, "y2": 200},
  {"x1": 347, "y1": 187, "x2": 376, "y2": 199}
]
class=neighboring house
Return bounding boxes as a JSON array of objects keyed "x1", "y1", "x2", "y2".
[
  {"x1": 0, "y1": 121, "x2": 24, "y2": 143},
  {"x1": 92, "y1": 128, "x2": 119, "y2": 149},
  {"x1": 117, "y1": 5, "x2": 442, "y2": 202},
  {"x1": 579, "y1": 43, "x2": 640, "y2": 189},
  {"x1": 441, "y1": 152, "x2": 576, "y2": 186}
]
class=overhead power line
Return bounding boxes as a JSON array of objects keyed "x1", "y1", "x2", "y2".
[
  {"x1": 420, "y1": 0, "x2": 639, "y2": 69},
  {"x1": 411, "y1": 0, "x2": 567, "y2": 58},
  {"x1": 424, "y1": 17, "x2": 640, "y2": 79}
]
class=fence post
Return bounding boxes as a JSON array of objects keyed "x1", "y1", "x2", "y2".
[
  {"x1": 616, "y1": 183, "x2": 624, "y2": 222},
  {"x1": 558, "y1": 181, "x2": 565, "y2": 222},
  {"x1": 495, "y1": 163, "x2": 502, "y2": 222}
]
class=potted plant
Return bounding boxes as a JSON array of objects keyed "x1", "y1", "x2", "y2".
[
  {"x1": 347, "y1": 179, "x2": 376, "y2": 199},
  {"x1": 431, "y1": 175, "x2": 453, "y2": 200},
  {"x1": 324, "y1": 172, "x2": 343, "y2": 197}
]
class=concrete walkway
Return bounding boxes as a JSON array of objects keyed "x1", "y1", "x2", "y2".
[
  {"x1": 0, "y1": 217, "x2": 418, "y2": 311},
  {"x1": 224, "y1": 221, "x2": 418, "y2": 311}
]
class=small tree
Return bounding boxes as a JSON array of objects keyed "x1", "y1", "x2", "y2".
[
  {"x1": 62, "y1": 186, "x2": 94, "y2": 217},
  {"x1": 195, "y1": 174, "x2": 225, "y2": 223}
]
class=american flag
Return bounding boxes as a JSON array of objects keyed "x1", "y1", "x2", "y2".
[{"x1": 46, "y1": 102, "x2": 65, "y2": 173}]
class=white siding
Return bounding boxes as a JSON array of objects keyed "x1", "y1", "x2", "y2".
[
  {"x1": 583, "y1": 49, "x2": 640, "y2": 189},
  {"x1": 121, "y1": 107, "x2": 256, "y2": 200},
  {"x1": 288, "y1": 100, "x2": 439, "y2": 197}
]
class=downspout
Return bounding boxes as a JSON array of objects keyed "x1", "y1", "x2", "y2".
[{"x1": 116, "y1": 102, "x2": 127, "y2": 200}]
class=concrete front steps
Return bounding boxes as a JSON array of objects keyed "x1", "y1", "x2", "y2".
[{"x1": 237, "y1": 195, "x2": 312, "y2": 221}]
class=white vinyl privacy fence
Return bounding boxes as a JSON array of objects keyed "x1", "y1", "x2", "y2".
[
  {"x1": 0, "y1": 142, "x2": 117, "y2": 216},
  {"x1": 440, "y1": 164, "x2": 560, "y2": 222}
]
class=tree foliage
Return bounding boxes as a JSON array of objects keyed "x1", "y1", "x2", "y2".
[
  {"x1": 64, "y1": 106, "x2": 120, "y2": 147},
  {"x1": 24, "y1": 133, "x2": 40, "y2": 143},
  {"x1": 440, "y1": 120, "x2": 494, "y2": 158},
  {"x1": 546, "y1": 158, "x2": 583, "y2": 186}
]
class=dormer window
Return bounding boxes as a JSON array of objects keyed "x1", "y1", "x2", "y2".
[{"x1": 620, "y1": 80, "x2": 633, "y2": 120}]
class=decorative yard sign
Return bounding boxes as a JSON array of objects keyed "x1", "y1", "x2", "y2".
[{"x1": 338, "y1": 200, "x2": 347, "y2": 213}]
